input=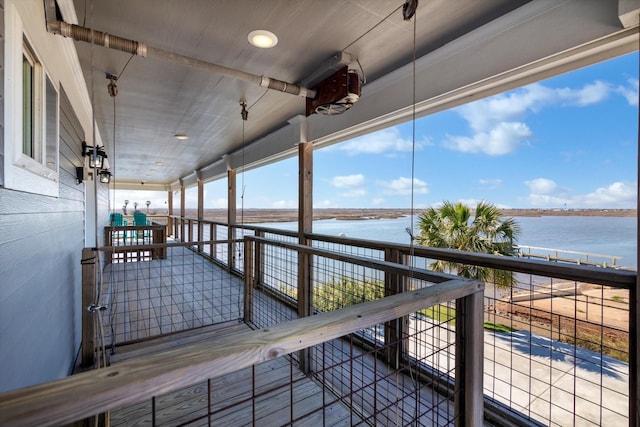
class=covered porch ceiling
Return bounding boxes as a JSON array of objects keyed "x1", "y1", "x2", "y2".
[{"x1": 57, "y1": 0, "x2": 638, "y2": 191}]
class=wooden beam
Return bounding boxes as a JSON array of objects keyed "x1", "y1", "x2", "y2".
[
  {"x1": 454, "y1": 291, "x2": 484, "y2": 427},
  {"x1": 197, "y1": 178, "x2": 204, "y2": 252},
  {"x1": 0, "y1": 279, "x2": 482, "y2": 427},
  {"x1": 243, "y1": 238, "x2": 254, "y2": 324},
  {"x1": 227, "y1": 169, "x2": 237, "y2": 271},
  {"x1": 180, "y1": 183, "x2": 185, "y2": 241},
  {"x1": 297, "y1": 140, "x2": 313, "y2": 372},
  {"x1": 167, "y1": 190, "x2": 173, "y2": 236},
  {"x1": 80, "y1": 248, "x2": 97, "y2": 367}
]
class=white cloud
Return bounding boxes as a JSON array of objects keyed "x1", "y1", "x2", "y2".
[
  {"x1": 524, "y1": 180, "x2": 637, "y2": 208},
  {"x1": 557, "y1": 80, "x2": 610, "y2": 106},
  {"x1": 445, "y1": 122, "x2": 532, "y2": 155},
  {"x1": 371, "y1": 198, "x2": 386, "y2": 205},
  {"x1": 616, "y1": 78, "x2": 639, "y2": 106},
  {"x1": 459, "y1": 83, "x2": 554, "y2": 132},
  {"x1": 315, "y1": 199, "x2": 335, "y2": 208},
  {"x1": 333, "y1": 127, "x2": 422, "y2": 155},
  {"x1": 446, "y1": 80, "x2": 626, "y2": 156},
  {"x1": 578, "y1": 182, "x2": 637, "y2": 207},
  {"x1": 525, "y1": 178, "x2": 557, "y2": 194},
  {"x1": 341, "y1": 189, "x2": 368, "y2": 198},
  {"x1": 379, "y1": 177, "x2": 429, "y2": 195},
  {"x1": 331, "y1": 174, "x2": 365, "y2": 188},
  {"x1": 478, "y1": 178, "x2": 503, "y2": 189},
  {"x1": 526, "y1": 194, "x2": 567, "y2": 207},
  {"x1": 272, "y1": 199, "x2": 297, "y2": 208}
]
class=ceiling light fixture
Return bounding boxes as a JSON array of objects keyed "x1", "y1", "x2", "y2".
[
  {"x1": 174, "y1": 134, "x2": 189, "y2": 140},
  {"x1": 248, "y1": 30, "x2": 278, "y2": 48}
]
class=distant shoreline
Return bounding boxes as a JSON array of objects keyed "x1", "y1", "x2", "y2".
[{"x1": 182, "y1": 208, "x2": 636, "y2": 224}]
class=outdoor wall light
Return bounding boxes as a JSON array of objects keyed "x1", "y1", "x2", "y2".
[
  {"x1": 98, "y1": 169, "x2": 111, "y2": 184},
  {"x1": 82, "y1": 141, "x2": 108, "y2": 169},
  {"x1": 76, "y1": 166, "x2": 84, "y2": 184}
]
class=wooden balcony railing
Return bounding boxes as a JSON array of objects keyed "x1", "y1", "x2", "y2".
[
  {"x1": 0, "y1": 277, "x2": 484, "y2": 426},
  {"x1": 169, "y1": 216, "x2": 638, "y2": 426}
]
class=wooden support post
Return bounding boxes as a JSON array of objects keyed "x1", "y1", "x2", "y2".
[
  {"x1": 455, "y1": 286, "x2": 484, "y2": 427},
  {"x1": 297, "y1": 139, "x2": 313, "y2": 373},
  {"x1": 103, "y1": 228, "x2": 112, "y2": 265},
  {"x1": 255, "y1": 230, "x2": 264, "y2": 286},
  {"x1": 228, "y1": 169, "x2": 237, "y2": 271},
  {"x1": 180, "y1": 182, "x2": 186, "y2": 242},
  {"x1": 214, "y1": 223, "x2": 217, "y2": 259},
  {"x1": 81, "y1": 248, "x2": 97, "y2": 368},
  {"x1": 384, "y1": 248, "x2": 404, "y2": 369},
  {"x1": 197, "y1": 177, "x2": 204, "y2": 253},
  {"x1": 243, "y1": 238, "x2": 254, "y2": 324},
  {"x1": 632, "y1": 289, "x2": 639, "y2": 427},
  {"x1": 167, "y1": 190, "x2": 173, "y2": 237}
]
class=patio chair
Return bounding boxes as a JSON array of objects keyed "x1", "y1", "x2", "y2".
[
  {"x1": 133, "y1": 212, "x2": 150, "y2": 226},
  {"x1": 110, "y1": 212, "x2": 127, "y2": 226},
  {"x1": 109, "y1": 213, "x2": 128, "y2": 241},
  {"x1": 133, "y1": 212, "x2": 151, "y2": 241}
]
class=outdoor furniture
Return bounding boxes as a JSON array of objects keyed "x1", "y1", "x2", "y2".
[
  {"x1": 133, "y1": 212, "x2": 150, "y2": 226},
  {"x1": 109, "y1": 213, "x2": 128, "y2": 241},
  {"x1": 110, "y1": 212, "x2": 127, "y2": 226}
]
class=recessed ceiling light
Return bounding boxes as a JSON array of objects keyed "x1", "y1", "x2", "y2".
[
  {"x1": 248, "y1": 30, "x2": 278, "y2": 48},
  {"x1": 174, "y1": 134, "x2": 189, "y2": 140},
  {"x1": 155, "y1": 162, "x2": 164, "y2": 166}
]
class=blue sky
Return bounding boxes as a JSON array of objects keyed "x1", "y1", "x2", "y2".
[{"x1": 116, "y1": 52, "x2": 638, "y2": 211}]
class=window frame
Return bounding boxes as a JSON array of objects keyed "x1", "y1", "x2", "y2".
[{"x1": 3, "y1": 4, "x2": 60, "y2": 197}]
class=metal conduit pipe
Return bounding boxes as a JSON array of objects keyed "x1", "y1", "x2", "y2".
[{"x1": 47, "y1": 20, "x2": 316, "y2": 99}]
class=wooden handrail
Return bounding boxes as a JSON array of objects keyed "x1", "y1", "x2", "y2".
[
  {"x1": 166, "y1": 217, "x2": 636, "y2": 288},
  {"x1": 0, "y1": 279, "x2": 482, "y2": 427}
]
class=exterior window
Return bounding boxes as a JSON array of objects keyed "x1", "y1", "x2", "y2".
[
  {"x1": 22, "y1": 51, "x2": 35, "y2": 159},
  {"x1": 4, "y1": 4, "x2": 60, "y2": 196}
]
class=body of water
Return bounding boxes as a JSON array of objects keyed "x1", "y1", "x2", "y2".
[{"x1": 253, "y1": 215, "x2": 637, "y2": 269}]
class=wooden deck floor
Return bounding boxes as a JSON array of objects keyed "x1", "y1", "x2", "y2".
[
  {"x1": 100, "y1": 245, "x2": 246, "y2": 345},
  {"x1": 108, "y1": 322, "x2": 357, "y2": 426},
  {"x1": 99, "y1": 245, "x2": 459, "y2": 426}
]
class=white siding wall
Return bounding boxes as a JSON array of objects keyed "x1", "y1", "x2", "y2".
[{"x1": 0, "y1": 0, "x2": 105, "y2": 392}]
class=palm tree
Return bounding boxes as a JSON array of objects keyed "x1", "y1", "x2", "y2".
[{"x1": 416, "y1": 201, "x2": 520, "y2": 288}]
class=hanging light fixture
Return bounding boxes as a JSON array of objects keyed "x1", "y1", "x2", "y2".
[
  {"x1": 82, "y1": 141, "x2": 108, "y2": 169},
  {"x1": 98, "y1": 169, "x2": 111, "y2": 184}
]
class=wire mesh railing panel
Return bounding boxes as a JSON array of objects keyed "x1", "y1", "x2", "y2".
[
  {"x1": 100, "y1": 242, "x2": 244, "y2": 346},
  {"x1": 260, "y1": 242, "x2": 300, "y2": 296},
  {"x1": 405, "y1": 248, "x2": 631, "y2": 426},
  {"x1": 311, "y1": 236, "x2": 386, "y2": 262},
  {"x1": 99, "y1": 224, "x2": 634, "y2": 426},
  {"x1": 109, "y1": 351, "x2": 356, "y2": 426},
  {"x1": 311, "y1": 324, "x2": 459, "y2": 426},
  {"x1": 482, "y1": 275, "x2": 630, "y2": 426}
]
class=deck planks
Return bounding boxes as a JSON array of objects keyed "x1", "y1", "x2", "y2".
[
  {"x1": 108, "y1": 322, "x2": 356, "y2": 426},
  {"x1": 100, "y1": 245, "x2": 462, "y2": 426},
  {"x1": 100, "y1": 245, "x2": 245, "y2": 345}
]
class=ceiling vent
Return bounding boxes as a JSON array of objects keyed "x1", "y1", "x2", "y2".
[{"x1": 306, "y1": 66, "x2": 361, "y2": 116}]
